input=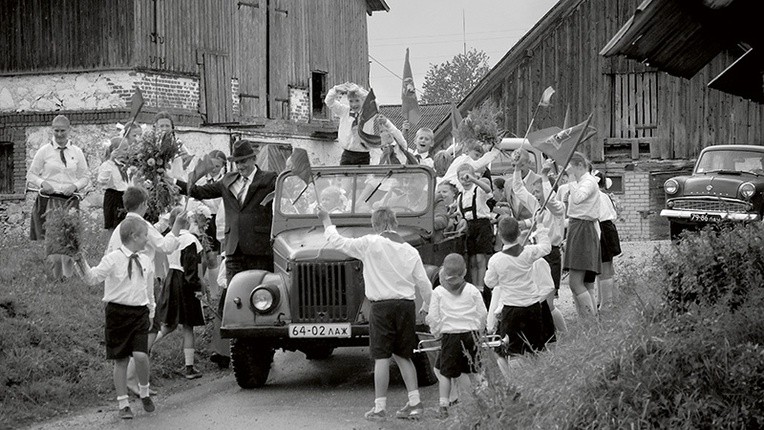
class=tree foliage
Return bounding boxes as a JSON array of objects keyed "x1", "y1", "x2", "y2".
[{"x1": 421, "y1": 48, "x2": 490, "y2": 104}]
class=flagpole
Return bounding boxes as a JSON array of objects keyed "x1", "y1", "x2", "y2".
[
  {"x1": 521, "y1": 112, "x2": 594, "y2": 246},
  {"x1": 522, "y1": 103, "x2": 542, "y2": 142}
]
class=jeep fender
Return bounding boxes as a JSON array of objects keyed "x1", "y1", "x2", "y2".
[{"x1": 222, "y1": 269, "x2": 289, "y2": 333}]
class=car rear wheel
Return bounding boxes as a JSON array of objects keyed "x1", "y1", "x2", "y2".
[{"x1": 230, "y1": 339, "x2": 274, "y2": 389}]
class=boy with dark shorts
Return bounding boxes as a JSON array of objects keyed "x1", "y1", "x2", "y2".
[
  {"x1": 426, "y1": 253, "x2": 487, "y2": 419},
  {"x1": 319, "y1": 207, "x2": 432, "y2": 421},
  {"x1": 75, "y1": 217, "x2": 157, "y2": 419}
]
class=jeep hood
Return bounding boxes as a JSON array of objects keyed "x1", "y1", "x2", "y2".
[
  {"x1": 273, "y1": 226, "x2": 428, "y2": 261},
  {"x1": 682, "y1": 175, "x2": 744, "y2": 198}
]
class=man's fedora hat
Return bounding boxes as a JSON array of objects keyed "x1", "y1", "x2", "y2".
[{"x1": 228, "y1": 140, "x2": 258, "y2": 162}]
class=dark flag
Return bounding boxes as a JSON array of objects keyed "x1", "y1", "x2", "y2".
[
  {"x1": 290, "y1": 148, "x2": 313, "y2": 186},
  {"x1": 450, "y1": 101, "x2": 463, "y2": 134},
  {"x1": 530, "y1": 113, "x2": 596, "y2": 165},
  {"x1": 401, "y1": 48, "x2": 421, "y2": 127},
  {"x1": 358, "y1": 88, "x2": 382, "y2": 148},
  {"x1": 130, "y1": 88, "x2": 144, "y2": 119}
]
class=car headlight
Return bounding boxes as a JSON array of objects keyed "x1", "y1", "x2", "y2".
[
  {"x1": 250, "y1": 285, "x2": 280, "y2": 314},
  {"x1": 664, "y1": 179, "x2": 679, "y2": 195},
  {"x1": 739, "y1": 182, "x2": 755, "y2": 200}
]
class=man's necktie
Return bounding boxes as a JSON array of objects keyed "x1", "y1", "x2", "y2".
[
  {"x1": 237, "y1": 176, "x2": 249, "y2": 204},
  {"x1": 57, "y1": 147, "x2": 68, "y2": 167},
  {"x1": 127, "y1": 253, "x2": 143, "y2": 280}
]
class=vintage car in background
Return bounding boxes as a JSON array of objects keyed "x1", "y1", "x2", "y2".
[
  {"x1": 661, "y1": 145, "x2": 764, "y2": 238},
  {"x1": 220, "y1": 164, "x2": 465, "y2": 388}
]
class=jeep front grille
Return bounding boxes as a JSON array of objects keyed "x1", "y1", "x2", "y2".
[
  {"x1": 291, "y1": 261, "x2": 363, "y2": 323},
  {"x1": 672, "y1": 199, "x2": 748, "y2": 213}
]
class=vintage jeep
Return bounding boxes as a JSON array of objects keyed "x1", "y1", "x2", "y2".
[
  {"x1": 660, "y1": 144, "x2": 764, "y2": 238},
  {"x1": 220, "y1": 164, "x2": 465, "y2": 388}
]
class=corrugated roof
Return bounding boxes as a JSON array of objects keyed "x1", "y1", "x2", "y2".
[
  {"x1": 378, "y1": 103, "x2": 452, "y2": 148},
  {"x1": 365, "y1": 0, "x2": 389, "y2": 14}
]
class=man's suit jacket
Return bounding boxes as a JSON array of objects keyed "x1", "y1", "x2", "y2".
[{"x1": 181, "y1": 168, "x2": 277, "y2": 257}]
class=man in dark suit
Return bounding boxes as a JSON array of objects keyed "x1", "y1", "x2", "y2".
[{"x1": 178, "y1": 140, "x2": 276, "y2": 368}]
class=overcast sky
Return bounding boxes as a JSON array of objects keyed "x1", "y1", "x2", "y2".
[{"x1": 367, "y1": 0, "x2": 559, "y2": 105}]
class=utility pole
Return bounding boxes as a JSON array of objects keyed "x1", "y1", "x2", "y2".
[{"x1": 462, "y1": 9, "x2": 466, "y2": 55}]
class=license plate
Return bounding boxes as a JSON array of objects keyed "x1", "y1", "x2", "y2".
[
  {"x1": 289, "y1": 323, "x2": 351, "y2": 338},
  {"x1": 689, "y1": 213, "x2": 723, "y2": 222}
]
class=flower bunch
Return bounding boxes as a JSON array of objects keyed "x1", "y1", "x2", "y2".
[
  {"x1": 189, "y1": 205, "x2": 213, "y2": 253},
  {"x1": 455, "y1": 100, "x2": 504, "y2": 146},
  {"x1": 121, "y1": 130, "x2": 183, "y2": 223},
  {"x1": 44, "y1": 207, "x2": 82, "y2": 257}
]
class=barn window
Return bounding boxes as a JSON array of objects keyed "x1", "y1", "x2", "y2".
[
  {"x1": 0, "y1": 141, "x2": 14, "y2": 194},
  {"x1": 610, "y1": 72, "x2": 658, "y2": 139},
  {"x1": 311, "y1": 71, "x2": 328, "y2": 119}
]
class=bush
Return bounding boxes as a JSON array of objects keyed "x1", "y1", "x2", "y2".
[{"x1": 658, "y1": 223, "x2": 764, "y2": 313}]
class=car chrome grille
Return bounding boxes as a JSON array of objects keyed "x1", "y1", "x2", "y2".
[
  {"x1": 672, "y1": 199, "x2": 748, "y2": 213},
  {"x1": 291, "y1": 261, "x2": 363, "y2": 323}
]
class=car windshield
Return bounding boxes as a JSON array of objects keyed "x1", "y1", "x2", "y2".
[
  {"x1": 695, "y1": 149, "x2": 764, "y2": 175},
  {"x1": 278, "y1": 170, "x2": 431, "y2": 216}
]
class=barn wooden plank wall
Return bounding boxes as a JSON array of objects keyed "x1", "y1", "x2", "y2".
[
  {"x1": 459, "y1": 0, "x2": 764, "y2": 162},
  {"x1": 0, "y1": 0, "x2": 135, "y2": 72}
]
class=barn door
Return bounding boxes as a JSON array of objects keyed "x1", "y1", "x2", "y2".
[
  {"x1": 237, "y1": 0, "x2": 267, "y2": 120},
  {"x1": 201, "y1": 52, "x2": 233, "y2": 124},
  {"x1": 268, "y1": 0, "x2": 290, "y2": 119}
]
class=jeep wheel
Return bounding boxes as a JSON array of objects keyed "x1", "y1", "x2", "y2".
[
  {"x1": 230, "y1": 339, "x2": 274, "y2": 389},
  {"x1": 412, "y1": 351, "x2": 438, "y2": 387},
  {"x1": 303, "y1": 346, "x2": 335, "y2": 360}
]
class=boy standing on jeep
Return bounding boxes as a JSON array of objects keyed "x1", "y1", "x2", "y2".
[{"x1": 318, "y1": 207, "x2": 432, "y2": 421}]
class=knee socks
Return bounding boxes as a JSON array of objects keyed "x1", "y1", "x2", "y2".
[
  {"x1": 575, "y1": 292, "x2": 597, "y2": 318},
  {"x1": 184, "y1": 348, "x2": 195, "y2": 367},
  {"x1": 551, "y1": 307, "x2": 567, "y2": 332}
]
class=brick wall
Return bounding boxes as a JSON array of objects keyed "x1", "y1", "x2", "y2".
[
  {"x1": 0, "y1": 126, "x2": 27, "y2": 195},
  {"x1": 613, "y1": 171, "x2": 653, "y2": 241},
  {"x1": 289, "y1": 87, "x2": 310, "y2": 123}
]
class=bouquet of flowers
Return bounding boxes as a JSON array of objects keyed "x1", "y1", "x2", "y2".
[
  {"x1": 121, "y1": 130, "x2": 183, "y2": 223},
  {"x1": 44, "y1": 207, "x2": 83, "y2": 278},
  {"x1": 455, "y1": 100, "x2": 504, "y2": 146}
]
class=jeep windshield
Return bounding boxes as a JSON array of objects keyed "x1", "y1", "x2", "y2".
[
  {"x1": 278, "y1": 170, "x2": 431, "y2": 216},
  {"x1": 696, "y1": 149, "x2": 764, "y2": 176}
]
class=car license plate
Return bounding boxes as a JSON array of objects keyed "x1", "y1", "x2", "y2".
[
  {"x1": 289, "y1": 323, "x2": 351, "y2": 338},
  {"x1": 689, "y1": 213, "x2": 723, "y2": 222}
]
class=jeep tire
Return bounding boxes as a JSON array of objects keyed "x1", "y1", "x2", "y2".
[
  {"x1": 412, "y1": 350, "x2": 438, "y2": 387},
  {"x1": 230, "y1": 339, "x2": 274, "y2": 389}
]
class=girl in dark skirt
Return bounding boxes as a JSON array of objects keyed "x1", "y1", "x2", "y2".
[
  {"x1": 154, "y1": 208, "x2": 207, "y2": 380},
  {"x1": 562, "y1": 152, "x2": 601, "y2": 319},
  {"x1": 594, "y1": 171, "x2": 622, "y2": 310},
  {"x1": 97, "y1": 137, "x2": 130, "y2": 233}
]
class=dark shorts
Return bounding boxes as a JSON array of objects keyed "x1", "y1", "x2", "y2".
[
  {"x1": 543, "y1": 246, "x2": 562, "y2": 291},
  {"x1": 369, "y1": 299, "x2": 417, "y2": 360},
  {"x1": 340, "y1": 150, "x2": 370, "y2": 166},
  {"x1": 104, "y1": 302, "x2": 150, "y2": 360},
  {"x1": 599, "y1": 220, "x2": 622, "y2": 262},
  {"x1": 466, "y1": 218, "x2": 494, "y2": 255},
  {"x1": 103, "y1": 188, "x2": 126, "y2": 229},
  {"x1": 496, "y1": 302, "x2": 547, "y2": 357},
  {"x1": 435, "y1": 331, "x2": 480, "y2": 378}
]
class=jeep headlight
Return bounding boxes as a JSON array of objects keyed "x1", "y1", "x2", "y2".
[
  {"x1": 664, "y1": 179, "x2": 679, "y2": 195},
  {"x1": 740, "y1": 182, "x2": 755, "y2": 200},
  {"x1": 250, "y1": 285, "x2": 280, "y2": 314}
]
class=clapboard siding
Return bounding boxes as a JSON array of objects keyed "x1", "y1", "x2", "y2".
[
  {"x1": 450, "y1": 0, "x2": 763, "y2": 162},
  {"x1": 0, "y1": 0, "x2": 135, "y2": 72}
]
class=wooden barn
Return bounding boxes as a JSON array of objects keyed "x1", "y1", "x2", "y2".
[
  {"x1": 433, "y1": 0, "x2": 764, "y2": 240},
  {"x1": 0, "y1": 0, "x2": 388, "y2": 235}
]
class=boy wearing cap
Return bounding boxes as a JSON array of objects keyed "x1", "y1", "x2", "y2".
[{"x1": 426, "y1": 253, "x2": 487, "y2": 419}]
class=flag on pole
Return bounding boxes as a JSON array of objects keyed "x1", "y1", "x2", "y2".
[
  {"x1": 562, "y1": 104, "x2": 571, "y2": 129},
  {"x1": 538, "y1": 86, "x2": 555, "y2": 107},
  {"x1": 358, "y1": 88, "x2": 382, "y2": 148},
  {"x1": 401, "y1": 48, "x2": 421, "y2": 127},
  {"x1": 130, "y1": 88, "x2": 145, "y2": 119},
  {"x1": 530, "y1": 114, "x2": 596, "y2": 165},
  {"x1": 450, "y1": 101, "x2": 463, "y2": 134},
  {"x1": 290, "y1": 148, "x2": 313, "y2": 186}
]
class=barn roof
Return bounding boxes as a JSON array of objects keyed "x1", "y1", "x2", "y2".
[
  {"x1": 601, "y1": 0, "x2": 762, "y2": 103},
  {"x1": 378, "y1": 103, "x2": 451, "y2": 136},
  {"x1": 365, "y1": 0, "x2": 390, "y2": 15}
]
